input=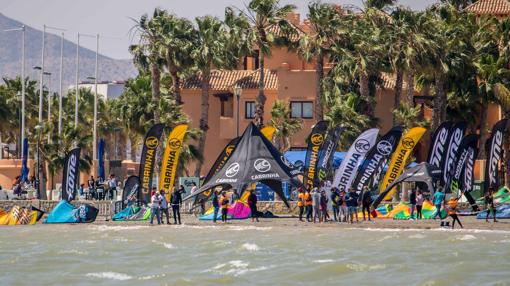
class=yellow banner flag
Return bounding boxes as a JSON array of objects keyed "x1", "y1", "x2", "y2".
[
  {"x1": 261, "y1": 126, "x2": 276, "y2": 141},
  {"x1": 379, "y1": 127, "x2": 426, "y2": 200},
  {"x1": 159, "y1": 124, "x2": 188, "y2": 197}
]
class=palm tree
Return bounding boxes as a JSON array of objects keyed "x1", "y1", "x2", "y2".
[
  {"x1": 130, "y1": 8, "x2": 167, "y2": 123},
  {"x1": 298, "y1": 2, "x2": 343, "y2": 121},
  {"x1": 191, "y1": 16, "x2": 239, "y2": 177},
  {"x1": 233, "y1": 0, "x2": 297, "y2": 127},
  {"x1": 269, "y1": 100, "x2": 302, "y2": 152},
  {"x1": 387, "y1": 8, "x2": 431, "y2": 120},
  {"x1": 324, "y1": 94, "x2": 371, "y2": 149},
  {"x1": 159, "y1": 13, "x2": 195, "y2": 105}
]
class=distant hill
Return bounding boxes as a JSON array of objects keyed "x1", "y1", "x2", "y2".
[{"x1": 0, "y1": 12, "x2": 137, "y2": 90}]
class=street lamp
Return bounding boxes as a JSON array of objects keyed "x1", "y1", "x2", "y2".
[
  {"x1": 33, "y1": 66, "x2": 44, "y2": 126},
  {"x1": 3, "y1": 26, "x2": 25, "y2": 159},
  {"x1": 233, "y1": 84, "x2": 242, "y2": 137},
  {"x1": 87, "y1": 75, "x2": 98, "y2": 162},
  {"x1": 44, "y1": 71, "x2": 52, "y2": 144},
  {"x1": 34, "y1": 124, "x2": 42, "y2": 199}
]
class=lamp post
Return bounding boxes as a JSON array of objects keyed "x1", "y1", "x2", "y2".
[
  {"x1": 233, "y1": 84, "x2": 242, "y2": 137},
  {"x1": 58, "y1": 32, "x2": 64, "y2": 136},
  {"x1": 3, "y1": 26, "x2": 26, "y2": 158},
  {"x1": 34, "y1": 124, "x2": 42, "y2": 199},
  {"x1": 44, "y1": 71, "x2": 52, "y2": 144}
]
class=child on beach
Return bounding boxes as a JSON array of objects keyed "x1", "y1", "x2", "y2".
[
  {"x1": 221, "y1": 192, "x2": 229, "y2": 223},
  {"x1": 448, "y1": 196, "x2": 463, "y2": 229},
  {"x1": 485, "y1": 189, "x2": 497, "y2": 223},
  {"x1": 416, "y1": 190, "x2": 424, "y2": 219}
]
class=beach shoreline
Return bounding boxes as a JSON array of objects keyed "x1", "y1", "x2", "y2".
[{"x1": 91, "y1": 215, "x2": 510, "y2": 232}]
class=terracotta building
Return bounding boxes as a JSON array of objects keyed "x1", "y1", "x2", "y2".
[{"x1": 180, "y1": 12, "x2": 415, "y2": 176}]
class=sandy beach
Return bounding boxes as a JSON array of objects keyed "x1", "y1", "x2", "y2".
[{"x1": 94, "y1": 214, "x2": 510, "y2": 232}]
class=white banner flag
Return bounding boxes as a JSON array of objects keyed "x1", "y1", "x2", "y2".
[{"x1": 333, "y1": 128, "x2": 379, "y2": 192}]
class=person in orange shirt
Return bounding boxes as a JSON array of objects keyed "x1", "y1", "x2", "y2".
[
  {"x1": 448, "y1": 197, "x2": 463, "y2": 229},
  {"x1": 297, "y1": 187, "x2": 305, "y2": 222},
  {"x1": 220, "y1": 191, "x2": 230, "y2": 223},
  {"x1": 304, "y1": 189, "x2": 313, "y2": 222}
]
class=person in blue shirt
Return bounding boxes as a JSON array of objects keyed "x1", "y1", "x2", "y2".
[
  {"x1": 433, "y1": 187, "x2": 445, "y2": 219},
  {"x1": 211, "y1": 190, "x2": 220, "y2": 223}
]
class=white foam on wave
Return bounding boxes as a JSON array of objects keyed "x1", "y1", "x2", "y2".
[
  {"x1": 172, "y1": 224, "x2": 272, "y2": 231},
  {"x1": 203, "y1": 260, "x2": 268, "y2": 276},
  {"x1": 86, "y1": 272, "x2": 133, "y2": 281},
  {"x1": 89, "y1": 225, "x2": 149, "y2": 232},
  {"x1": 408, "y1": 234, "x2": 426, "y2": 239},
  {"x1": 57, "y1": 249, "x2": 88, "y2": 255},
  {"x1": 352, "y1": 227, "x2": 510, "y2": 235},
  {"x1": 77, "y1": 240, "x2": 97, "y2": 244},
  {"x1": 455, "y1": 234, "x2": 477, "y2": 241},
  {"x1": 138, "y1": 273, "x2": 166, "y2": 280},
  {"x1": 163, "y1": 243, "x2": 176, "y2": 249},
  {"x1": 313, "y1": 259, "x2": 334, "y2": 264},
  {"x1": 347, "y1": 263, "x2": 386, "y2": 272},
  {"x1": 241, "y1": 243, "x2": 260, "y2": 251}
]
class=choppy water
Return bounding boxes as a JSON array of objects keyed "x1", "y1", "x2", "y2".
[{"x1": 1, "y1": 224, "x2": 510, "y2": 285}]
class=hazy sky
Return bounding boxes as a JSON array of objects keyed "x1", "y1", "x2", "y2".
[{"x1": 2, "y1": 0, "x2": 437, "y2": 59}]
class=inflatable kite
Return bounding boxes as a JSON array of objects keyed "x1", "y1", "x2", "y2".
[
  {"x1": 44, "y1": 200, "x2": 99, "y2": 223},
  {"x1": 477, "y1": 204, "x2": 510, "y2": 219},
  {"x1": 0, "y1": 206, "x2": 44, "y2": 225},
  {"x1": 199, "y1": 192, "x2": 251, "y2": 221},
  {"x1": 112, "y1": 204, "x2": 151, "y2": 221},
  {"x1": 367, "y1": 201, "x2": 447, "y2": 219}
]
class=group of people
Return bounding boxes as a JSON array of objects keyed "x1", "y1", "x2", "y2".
[
  {"x1": 296, "y1": 183, "x2": 373, "y2": 224},
  {"x1": 210, "y1": 188, "x2": 259, "y2": 223},
  {"x1": 149, "y1": 185, "x2": 186, "y2": 225},
  {"x1": 81, "y1": 174, "x2": 119, "y2": 201}
]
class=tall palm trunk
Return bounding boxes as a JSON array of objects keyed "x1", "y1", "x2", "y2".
[
  {"x1": 255, "y1": 50, "x2": 266, "y2": 127},
  {"x1": 195, "y1": 69, "x2": 211, "y2": 177},
  {"x1": 504, "y1": 115, "x2": 510, "y2": 187},
  {"x1": 151, "y1": 62, "x2": 161, "y2": 123},
  {"x1": 406, "y1": 71, "x2": 415, "y2": 107},
  {"x1": 169, "y1": 68, "x2": 182, "y2": 105},
  {"x1": 393, "y1": 68, "x2": 404, "y2": 125},
  {"x1": 432, "y1": 76, "x2": 446, "y2": 131},
  {"x1": 315, "y1": 53, "x2": 324, "y2": 121},
  {"x1": 478, "y1": 101, "x2": 488, "y2": 159},
  {"x1": 359, "y1": 70, "x2": 372, "y2": 116}
]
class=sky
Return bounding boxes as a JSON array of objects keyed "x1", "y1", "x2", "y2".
[{"x1": 2, "y1": 0, "x2": 438, "y2": 59}]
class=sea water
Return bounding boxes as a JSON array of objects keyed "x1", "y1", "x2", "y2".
[{"x1": 1, "y1": 224, "x2": 510, "y2": 285}]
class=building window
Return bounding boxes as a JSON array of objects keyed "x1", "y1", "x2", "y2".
[
  {"x1": 245, "y1": 101, "x2": 256, "y2": 119},
  {"x1": 290, "y1": 101, "x2": 313, "y2": 119}
]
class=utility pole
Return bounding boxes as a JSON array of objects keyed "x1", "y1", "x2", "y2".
[
  {"x1": 38, "y1": 25, "x2": 46, "y2": 124},
  {"x1": 58, "y1": 32, "x2": 64, "y2": 136}
]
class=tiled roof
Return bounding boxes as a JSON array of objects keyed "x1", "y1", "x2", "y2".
[
  {"x1": 267, "y1": 24, "x2": 306, "y2": 42},
  {"x1": 182, "y1": 69, "x2": 278, "y2": 91},
  {"x1": 465, "y1": 0, "x2": 510, "y2": 15}
]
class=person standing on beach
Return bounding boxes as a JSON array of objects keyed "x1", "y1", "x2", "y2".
[
  {"x1": 150, "y1": 189, "x2": 162, "y2": 225},
  {"x1": 297, "y1": 187, "x2": 305, "y2": 222},
  {"x1": 212, "y1": 190, "x2": 220, "y2": 223},
  {"x1": 339, "y1": 190, "x2": 347, "y2": 222},
  {"x1": 448, "y1": 196, "x2": 463, "y2": 229},
  {"x1": 433, "y1": 187, "x2": 445, "y2": 220},
  {"x1": 248, "y1": 190, "x2": 259, "y2": 222},
  {"x1": 320, "y1": 190, "x2": 329, "y2": 222},
  {"x1": 159, "y1": 190, "x2": 170, "y2": 224},
  {"x1": 330, "y1": 188, "x2": 340, "y2": 222},
  {"x1": 171, "y1": 185, "x2": 184, "y2": 225},
  {"x1": 305, "y1": 189, "x2": 313, "y2": 222},
  {"x1": 311, "y1": 187, "x2": 321, "y2": 223},
  {"x1": 345, "y1": 189, "x2": 359, "y2": 224},
  {"x1": 231, "y1": 189, "x2": 240, "y2": 204},
  {"x1": 416, "y1": 190, "x2": 424, "y2": 219},
  {"x1": 485, "y1": 189, "x2": 497, "y2": 223},
  {"x1": 361, "y1": 186, "x2": 372, "y2": 221},
  {"x1": 409, "y1": 187, "x2": 417, "y2": 220},
  {"x1": 220, "y1": 192, "x2": 229, "y2": 223}
]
